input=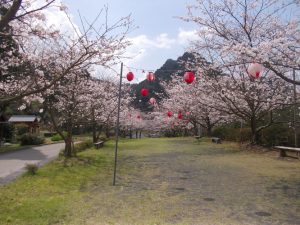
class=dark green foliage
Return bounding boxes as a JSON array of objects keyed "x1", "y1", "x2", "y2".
[
  {"x1": 25, "y1": 163, "x2": 38, "y2": 175},
  {"x1": 163, "y1": 129, "x2": 184, "y2": 137},
  {"x1": 50, "y1": 131, "x2": 68, "y2": 141},
  {"x1": 212, "y1": 125, "x2": 251, "y2": 142},
  {"x1": 51, "y1": 134, "x2": 64, "y2": 141},
  {"x1": 20, "y1": 133, "x2": 44, "y2": 145},
  {"x1": 213, "y1": 122, "x2": 296, "y2": 147},
  {"x1": 261, "y1": 124, "x2": 294, "y2": 147},
  {"x1": 15, "y1": 123, "x2": 29, "y2": 135},
  {"x1": 43, "y1": 132, "x2": 57, "y2": 137}
]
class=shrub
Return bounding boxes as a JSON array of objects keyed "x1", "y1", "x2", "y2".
[
  {"x1": 51, "y1": 132, "x2": 67, "y2": 141},
  {"x1": 74, "y1": 139, "x2": 93, "y2": 153},
  {"x1": 261, "y1": 124, "x2": 294, "y2": 147},
  {"x1": 15, "y1": 123, "x2": 29, "y2": 135},
  {"x1": 25, "y1": 163, "x2": 38, "y2": 175},
  {"x1": 51, "y1": 134, "x2": 63, "y2": 141},
  {"x1": 98, "y1": 135, "x2": 108, "y2": 142},
  {"x1": 43, "y1": 132, "x2": 57, "y2": 137},
  {"x1": 20, "y1": 133, "x2": 45, "y2": 145},
  {"x1": 212, "y1": 125, "x2": 252, "y2": 142}
]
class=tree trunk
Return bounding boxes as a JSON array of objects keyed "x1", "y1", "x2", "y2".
[
  {"x1": 129, "y1": 128, "x2": 132, "y2": 139},
  {"x1": 135, "y1": 130, "x2": 138, "y2": 139},
  {"x1": 206, "y1": 117, "x2": 212, "y2": 137},
  {"x1": 105, "y1": 126, "x2": 110, "y2": 138},
  {"x1": 139, "y1": 130, "x2": 142, "y2": 139},
  {"x1": 64, "y1": 134, "x2": 73, "y2": 157},
  {"x1": 92, "y1": 107, "x2": 97, "y2": 143},
  {"x1": 250, "y1": 117, "x2": 259, "y2": 144}
]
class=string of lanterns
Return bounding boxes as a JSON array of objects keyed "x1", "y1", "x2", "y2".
[{"x1": 125, "y1": 62, "x2": 263, "y2": 119}]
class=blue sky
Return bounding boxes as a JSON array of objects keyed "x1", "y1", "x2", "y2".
[{"x1": 62, "y1": 0, "x2": 198, "y2": 80}]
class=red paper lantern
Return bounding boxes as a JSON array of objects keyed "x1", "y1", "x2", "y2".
[
  {"x1": 184, "y1": 71, "x2": 195, "y2": 84},
  {"x1": 178, "y1": 111, "x2": 183, "y2": 119},
  {"x1": 149, "y1": 97, "x2": 156, "y2": 105},
  {"x1": 126, "y1": 72, "x2": 134, "y2": 81},
  {"x1": 137, "y1": 115, "x2": 141, "y2": 119},
  {"x1": 167, "y1": 111, "x2": 173, "y2": 117},
  {"x1": 141, "y1": 88, "x2": 149, "y2": 97},
  {"x1": 248, "y1": 63, "x2": 263, "y2": 79},
  {"x1": 146, "y1": 72, "x2": 155, "y2": 81}
]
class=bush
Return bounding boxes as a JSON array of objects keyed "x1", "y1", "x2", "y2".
[
  {"x1": 20, "y1": 133, "x2": 45, "y2": 145},
  {"x1": 43, "y1": 132, "x2": 57, "y2": 137},
  {"x1": 51, "y1": 132, "x2": 67, "y2": 141},
  {"x1": 261, "y1": 124, "x2": 294, "y2": 147},
  {"x1": 74, "y1": 139, "x2": 93, "y2": 153},
  {"x1": 98, "y1": 135, "x2": 108, "y2": 142},
  {"x1": 15, "y1": 123, "x2": 29, "y2": 135},
  {"x1": 25, "y1": 163, "x2": 38, "y2": 175},
  {"x1": 51, "y1": 134, "x2": 63, "y2": 141},
  {"x1": 212, "y1": 125, "x2": 252, "y2": 142}
]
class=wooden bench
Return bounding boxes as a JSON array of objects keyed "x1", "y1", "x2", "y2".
[
  {"x1": 194, "y1": 136, "x2": 202, "y2": 140},
  {"x1": 211, "y1": 137, "x2": 221, "y2": 144},
  {"x1": 94, "y1": 141, "x2": 104, "y2": 149},
  {"x1": 274, "y1": 146, "x2": 300, "y2": 159}
]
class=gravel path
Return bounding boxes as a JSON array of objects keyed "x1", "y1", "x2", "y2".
[{"x1": 76, "y1": 138, "x2": 300, "y2": 225}]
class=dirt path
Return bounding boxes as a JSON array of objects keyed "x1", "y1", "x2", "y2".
[{"x1": 70, "y1": 138, "x2": 300, "y2": 225}]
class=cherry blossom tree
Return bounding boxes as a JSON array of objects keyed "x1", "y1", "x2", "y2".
[
  {"x1": 160, "y1": 75, "x2": 229, "y2": 136},
  {"x1": 0, "y1": 1, "x2": 132, "y2": 106},
  {"x1": 191, "y1": 61, "x2": 292, "y2": 143},
  {"x1": 43, "y1": 71, "x2": 91, "y2": 157},
  {"x1": 183, "y1": 0, "x2": 300, "y2": 85},
  {"x1": 86, "y1": 78, "x2": 133, "y2": 142}
]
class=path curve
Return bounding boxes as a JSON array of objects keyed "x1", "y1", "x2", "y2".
[{"x1": 0, "y1": 143, "x2": 64, "y2": 185}]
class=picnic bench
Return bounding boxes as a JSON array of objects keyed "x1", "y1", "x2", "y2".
[
  {"x1": 211, "y1": 137, "x2": 221, "y2": 144},
  {"x1": 274, "y1": 146, "x2": 300, "y2": 159},
  {"x1": 94, "y1": 141, "x2": 104, "y2": 149}
]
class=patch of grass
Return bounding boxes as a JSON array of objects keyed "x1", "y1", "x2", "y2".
[
  {"x1": 0, "y1": 138, "x2": 299, "y2": 225},
  {"x1": 0, "y1": 146, "x2": 111, "y2": 225},
  {"x1": 0, "y1": 143, "x2": 28, "y2": 154}
]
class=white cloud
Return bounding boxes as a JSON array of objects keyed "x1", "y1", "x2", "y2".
[
  {"x1": 128, "y1": 33, "x2": 176, "y2": 50},
  {"x1": 177, "y1": 28, "x2": 199, "y2": 45},
  {"x1": 124, "y1": 29, "x2": 199, "y2": 67},
  {"x1": 31, "y1": 0, "x2": 80, "y2": 37}
]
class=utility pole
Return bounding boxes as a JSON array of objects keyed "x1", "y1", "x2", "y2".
[
  {"x1": 293, "y1": 69, "x2": 298, "y2": 147},
  {"x1": 113, "y1": 62, "x2": 123, "y2": 186}
]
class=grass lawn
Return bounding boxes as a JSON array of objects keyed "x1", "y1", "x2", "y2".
[{"x1": 0, "y1": 138, "x2": 299, "y2": 225}]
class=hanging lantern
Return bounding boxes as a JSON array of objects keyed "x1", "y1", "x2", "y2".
[
  {"x1": 137, "y1": 115, "x2": 141, "y2": 119},
  {"x1": 141, "y1": 88, "x2": 149, "y2": 97},
  {"x1": 167, "y1": 111, "x2": 173, "y2": 117},
  {"x1": 146, "y1": 72, "x2": 155, "y2": 82},
  {"x1": 149, "y1": 97, "x2": 156, "y2": 105},
  {"x1": 126, "y1": 72, "x2": 134, "y2": 81},
  {"x1": 248, "y1": 63, "x2": 263, "y2": 79},
  {"x1": 184, "y1": 71, "x2": 195, "y2": 84},
  {"x1": 178, "y1": 111, "x2": 183, "y2": 120}
]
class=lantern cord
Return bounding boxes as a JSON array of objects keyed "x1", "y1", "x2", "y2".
[{"x1": 125, "y1": 65, "x2": 186, "y2": 73}]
